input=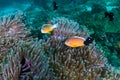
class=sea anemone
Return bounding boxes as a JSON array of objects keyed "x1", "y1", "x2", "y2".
[
  {"x1": 0, "y1": 12, "x2": 31, "y2": 53},
  {"x1": 43, "y1": 17, "x2": 120, "y2": 80},
  {"x1": 2, "y1": 40, "x2": 51, "y2": 80},
  {"x1": 0, "y1": 12, "x2": 32, "y2": 73},
  {"x1": 1, "y1": 15, "x2": 120, "y2": 80}
]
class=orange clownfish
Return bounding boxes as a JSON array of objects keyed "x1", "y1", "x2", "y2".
[
  {"x1": 41, "y1": 23, "x2": 58, "y2": 34},
  {"x1": 65, "y1": 36, "x2": 93, "y2": 48}
]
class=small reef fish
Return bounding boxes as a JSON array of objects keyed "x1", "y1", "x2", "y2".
[
  {"x1": 65, "y1": 36, "x2": 93, "y2": 48},
  {"x1": 104, "y1": 12, "x2": 114, "y2": 21},
  {"x1": 41, "y1": 23, "x2": 58, "y2": 34},
  {"x1": 53, "y1": 1, "x2": 58, "y2": 10}
]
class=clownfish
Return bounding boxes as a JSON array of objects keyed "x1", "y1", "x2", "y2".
[
  {"x1": 65, "y1": 36, "x2": 93, "y2": 48},
  {"x1": 41, "y1": 23, "x2": 58, "y2": 34}
]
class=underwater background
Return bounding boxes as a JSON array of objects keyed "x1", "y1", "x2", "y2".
[{"x1": 0, "y1": 0, "x2": 120, "y2": 80}]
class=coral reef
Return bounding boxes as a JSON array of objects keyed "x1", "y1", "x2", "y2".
[{"x1": 0, "y1": 11, "x2": 120, "y2": 79}]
